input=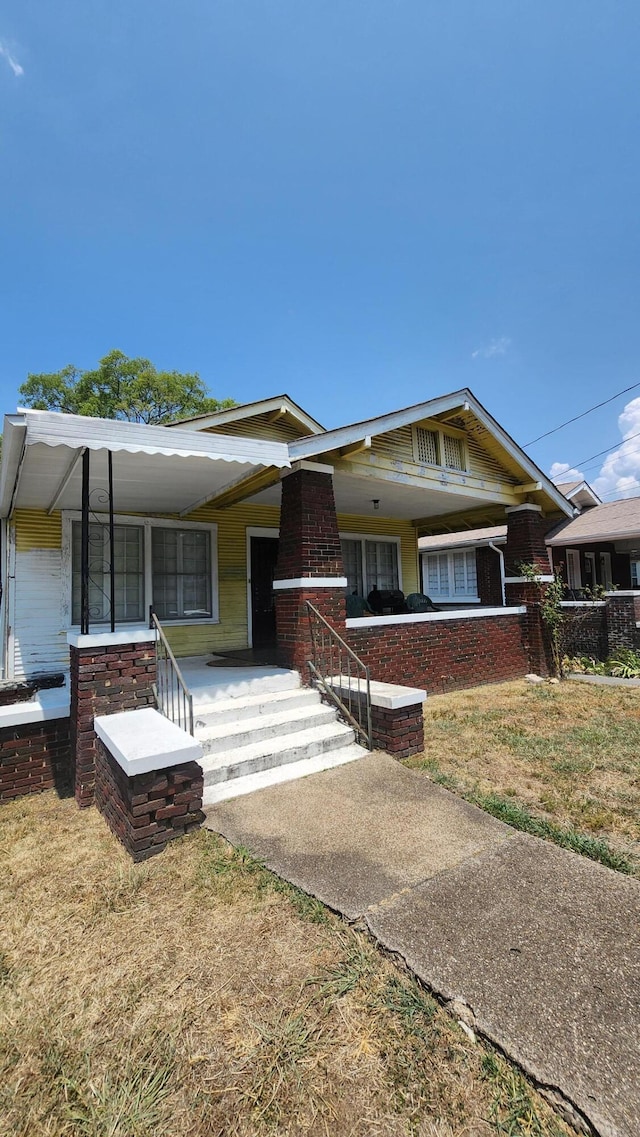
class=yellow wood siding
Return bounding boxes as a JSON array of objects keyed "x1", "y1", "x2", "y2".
[
  {"x1": 367, "y1": 422, "x2": 519, "y2": 485},
  {"x1": 14, "y1": 510, "x2": 62, "y2": 551},
  {"x1": 203, "y1": 415, "x2": 310, "y2": 443}
]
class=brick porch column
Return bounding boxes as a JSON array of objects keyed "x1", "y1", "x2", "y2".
[
  {"x1": 68, "y1": 631, "x2": 156, "y2": 808},
  {"x1": 274, "y1": 462, "x2": 348, "y2": 676},
  {"x1": 503, "y1": 504, "x2": 552, "y2": 675}
]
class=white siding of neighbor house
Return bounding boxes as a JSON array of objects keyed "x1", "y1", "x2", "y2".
[{"x1": 11, "y1": 547, "x2": 68, "y2": 679}]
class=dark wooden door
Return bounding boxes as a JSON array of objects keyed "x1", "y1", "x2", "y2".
[{"x1": 250, "y1": 536, "x2": 279, "y2": 648}]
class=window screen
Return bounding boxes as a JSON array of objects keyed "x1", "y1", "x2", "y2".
[
  {"x1": 414, "y1": 428, "x2": 439, "y2": 465},
  {"x1": 442, "y1": 434, "x2": 465, "y2": 470}
]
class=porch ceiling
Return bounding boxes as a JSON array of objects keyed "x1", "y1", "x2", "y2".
[
  {"x1": 13, "y1": 442, "x2": 285, "y2": 516},
  {"x1": 249, "y1": 471, "x2": 510, "y2": 523}
]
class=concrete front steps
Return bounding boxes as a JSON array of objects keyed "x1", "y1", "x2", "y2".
[{"x1": 197, "y1": 680, "x2": 369, "y2": 806}]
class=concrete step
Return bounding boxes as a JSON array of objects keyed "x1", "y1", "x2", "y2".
[
  {"x1": 189, "y1": 666, "x2": 301, "y2": 709},
  {"x1": 194, "y1": 686, "x2": 320, "y2": 729},
  {"x1": 196, "y1": 701, "x2": 337, "y2": 755},
  {"x1": 202, "y1": 742, "x2": 369, "y2": 806},
  {"x1": 201, "y1": 720, "x2": 357, "y2": 786}
]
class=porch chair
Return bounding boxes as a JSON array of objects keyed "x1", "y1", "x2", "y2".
[{"x1": 405, "y1": 592, "x2": 441, "y2": 613}]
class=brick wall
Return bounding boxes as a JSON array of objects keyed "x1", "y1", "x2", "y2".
[
  {"x1": 347, "y1": 612, "x2": 530, "y2": 695},
  {"x1": 476, "y1": 547, "x2": 503, "y2": 606},
  {"x1": 276, "y1": 467, "x2": 344, "y2": 579},
  {"x1": 504, "y1": 507, "x2": 550, "y2": 575},
  {"x1": 605, "y1": 594, "x2": 640, "y2": 653},
  {"x1": 562, "y1": 605, "x2": 608, "y2": 659},
  {"x1": 95, "y1": 738, "x2": 203, "y2": 861},
  {"x1": 371, "y1": 704, "x2": 424, "y2": 758},
  {"x1": 275, "y1": 587, "x2": 346, "y2": 673},
  {"x1": 0, "y1": 718, "x2": 71, "y2": 802},
  {"x1": 70, "y1": 640, "x2": 156, "y2": 809}
]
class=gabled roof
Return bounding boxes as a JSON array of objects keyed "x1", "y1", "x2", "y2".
[
  {"x1": 289, "y1": 388, "x2": 573, "y2": 519},
  {"x1": 169, "y1": 394, "x2": 324, "y2": 435},
  {"x1": 547, "y1": 496, "x2": 640, "y2": 546},
  {"x1": 418, "y1": 525, "x2": 507, "y2": 553},
  {"x1": 554, "y1": 480, "x2": 602, "y2": 509}
]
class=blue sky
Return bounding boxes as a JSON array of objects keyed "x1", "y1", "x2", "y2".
[{"x1": 1, "y1": 1, "x2": 640, "y2": 499}]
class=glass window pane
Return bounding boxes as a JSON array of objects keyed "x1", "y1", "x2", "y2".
[
  {"x1": 72, "y1": 521, "x2": 144, "y2": 624},
  {"x1": 152, "y1": 528, "x2": 212, "y2": 619},
  {"x1": 341, "y1": 539, "x2": 363, "y2": 596},
  {"x1": 365, "y1": 541, "x2": 399, "y2": 592}
]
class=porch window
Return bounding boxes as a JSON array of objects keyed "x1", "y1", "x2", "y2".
[
  {"x1": 72, "y1": 522, "x2": 144, "y2": 624},
  {"x1": 341, "y1": 536, "x2": 400, "y2": 596},
  {"x1": 632, "y1": 560, "x2": 640, "y2": 588},
  {"x1": 423, "y1": 549, "x2": 478, "y2": 602},
  {"x1": 70, "y1": 515, "x2": 217, "y2": 625},
  {"x1": 151, "y1": 528, "x2": 212, "y2": 620}
]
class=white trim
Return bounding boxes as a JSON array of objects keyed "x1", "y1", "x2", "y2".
[
  {"x1": 166, "y1": 394, "x2": 324, "y2": 435},
  {"x1": 566, "y1": 548, "x2": 582, "y2": 591},
  {"x1": 0, "y1": 685, "x2": 70, "y2": 728},
  {"x1": 505, "y1": 503, "x2": 543, "y2": 514},
  {"x1": 246, "y1": 526, "x2": 279, "y2": 648},
  {"x1": 62, "y1": 511, "x2": 219, "y2": 628},
  {"x1": 94, "y1": 708, "x2": 203, "y2": 778},
  {"x1": 504, "y1": 574, "x2": 555, "y2": 584},
  {"x1": 273, "y1": 576, "x2": 348, "y2": 590},
  {"x1": 346, "y1": 605, "x2": 526, "y2": 628},
  {"x1": 559, "y1": 601, "x2": 606, "y2": 608},
  {"x1": 327, "y1": 675, "x2": 426, "y2": 709},
  {"x1": 67, "y1": 627, "x2": 157, "y2": 648},
  {"x1": 604, "y1": 590, "x2": 640, "y2": 597},
  {"x1": 284, "y1": 460, "x2": 334, "y2": 476}
]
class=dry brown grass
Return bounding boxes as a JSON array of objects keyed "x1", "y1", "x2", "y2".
[
  {"x1": 0, "y1": 791, "x2": 573, "y2": 1137},
  {"x1": 407, "y1": 679, "x2": 640, "y2": 865}
]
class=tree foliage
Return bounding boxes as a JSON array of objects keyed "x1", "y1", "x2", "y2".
[{"x1": 19, "y1": 350, "x2": 235, "y2": 425}]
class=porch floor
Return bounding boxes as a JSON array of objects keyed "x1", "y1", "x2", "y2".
[{"x1": 177, "y1": 655, "x2": 301, "y2": 708}]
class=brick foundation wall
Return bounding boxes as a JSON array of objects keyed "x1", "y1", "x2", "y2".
[
  {"x1": 347, "y1": 612, "x2": 530, "y2": 695},
  {"x1": 70, "y1": 640, "x2": 156, "y2": 809},
  {"x1": 372, "y1": 704, "x2": 424, "y2": 757},
  {"x1": 275, "y1": 587, "x2": 346, "y2": 673},
  {"x1": 95, "y1": 738, "x2": 204, "y2": 862},
  {"x1": 606, "y1": 595, "x2": 640, "y2": 653},
  {"x1": 0, "y1": 718, "x2": 71, "y2": 802}
]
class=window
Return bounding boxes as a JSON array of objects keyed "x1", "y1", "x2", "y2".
[
  {"x1": 152, "y1": 528, "x2": 212, "y2": 619},
  {"x1": 632, "y1": 560, "x2": 640, "y2": 589},
  {"x1": 423, "y1": 549, "x2": 478, "y2": 602},
  {"x1": 341, "y1": 535, "x2": 400, "y2": 596},
  {"x1": 566, "y1": 549, "x2": 582, "y2": 591},
  {"x1": 412, "y1": 424, "x2": 466, "y2": 472},
  {"x1": 69, "y1": 515, "x2": 217, "y2": 625}
]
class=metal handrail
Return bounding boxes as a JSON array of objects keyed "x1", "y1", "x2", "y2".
[
  {"x1": 305, "y1": 601, "x2": 372, "y2": 749},
  {"x1": 149, "y1": 608, "x2": 194, "y2": 736}
]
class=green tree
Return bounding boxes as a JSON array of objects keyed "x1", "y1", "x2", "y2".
[{"x1": 19, "y1": 349, "x2": 235, "y2": 424}]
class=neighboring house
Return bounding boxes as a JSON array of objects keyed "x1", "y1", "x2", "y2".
[
  {"x1": 0, "y1": 388, "x2": 572, "y2": 684},
  {"x1": 546, "y1": 495, "x2": 640, "y2": 594}
]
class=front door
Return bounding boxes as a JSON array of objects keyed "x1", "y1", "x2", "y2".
[{"x1": 250, "y1": 536, "x2": 279, "y2": 648}]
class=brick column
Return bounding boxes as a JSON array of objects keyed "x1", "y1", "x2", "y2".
[
  {"x1": 476, "y1": 546, "x2": 504, "y2": 606},
  {"x1": 274, "y1": 462, "x2": 348, "y2": 675},
  {"x1": 68, "y1": 633, "x2": 156, "y2": 808},
  {"x1": 503, "y1": 505, "x2": 553, "y2": 675},
  {"x1": 605, "y1": 592, "x2": 640, "y2": 653}
]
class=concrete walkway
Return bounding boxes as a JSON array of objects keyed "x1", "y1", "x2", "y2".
[{"x1": 204, "y1": 753, "x2": 640, "y2": 1137}]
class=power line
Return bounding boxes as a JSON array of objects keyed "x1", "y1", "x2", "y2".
[
  {"x1": 570, "y1": 428, "x2": 640, "y2": 472},
  {"x1": 524, "y1": 381, "x2": 640, "y2": 447}
]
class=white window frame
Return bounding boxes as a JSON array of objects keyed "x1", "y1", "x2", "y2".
[
  {"x1": 421, "y1": 547, "x2": 480, "y2": 603},
  {"x1": 566, "y1": 549, "x2": 582, "y2": 591},
  {"x1": 339, "y1": 532, "x2": 402, "y2": 596},
  {"x1": 632, "y1": 559, "x2": 640, "y2": 589},
  {"x1": 62, "y1": 512, "x2": 219, "y2": 628},
  {"x1": 411, "y1": 420, "x2": 468, "y2": 473}
]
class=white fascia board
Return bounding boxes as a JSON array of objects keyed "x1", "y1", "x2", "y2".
[
  {"x1": 0, "y1": 415, "x2": 27, "y2": 518},
  {"x1": 21, "y1": 409, "x2": 290, "y2": 469},
  {"x1": 346, "y1": 605, "x2": 526, "y2": 628},
  {"x1": 419, "y1": 536, "x2": 507, "y2": 554},
  {"x1": 288, "y1": 390, "x2": 473, "y2": 460},
  {"x1": 547, "y1": 528, "x2": 640, "y2": 547},
  {"x1": 166, "y1": 395, "x2": 325, "y2": 435}
]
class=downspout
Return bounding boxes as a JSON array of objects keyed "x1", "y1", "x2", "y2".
[{"x1": 488, "y1": 541, "x2": 506, "y2": 606}]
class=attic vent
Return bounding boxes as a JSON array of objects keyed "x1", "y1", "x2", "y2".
[
  {"x1": 415, "y1": 428, "x2": 439, "y2": 465},
  {"x1": 442, "y1": 434, "x2": 464, "y2": 470}
]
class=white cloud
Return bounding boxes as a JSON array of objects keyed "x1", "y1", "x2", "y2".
[
  {"x1": 592, "y1": 396, "x2": 640, "y2": 501},
  {"x1": 549, "y1": 462, "x2": 585, "y2": 484},
  {"x1": 0, "y1": 40, "x2": 24, "y2": 77},
  {"x1": 471, "y1": 336, "x2": 511, "y2": 360}
]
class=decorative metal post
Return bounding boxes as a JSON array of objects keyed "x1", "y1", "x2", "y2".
[{"x1": 80, "y1": 448, "x2": 90, "y2": 635}]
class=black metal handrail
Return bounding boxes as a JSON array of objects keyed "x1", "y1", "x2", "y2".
[
  {"x1": 149, "y1": 608, "x2": 194, "y2": 736},
  {"x1": 305, "y1": 601, "x2": 372, "y2": 749}
]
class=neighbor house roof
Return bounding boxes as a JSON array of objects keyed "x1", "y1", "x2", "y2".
[
  {"x1": 546, "y1": 496, "x2": 640, "y2": 546},
  {"x1": 418, "y1": 525, "x2": 507, "y2": 554},
  {"x1": 553, "y1": 480, "x2": 601, "y2": 509},
  {"x1": 169, "y1": 394, "x2": 324, "y2": 435}
]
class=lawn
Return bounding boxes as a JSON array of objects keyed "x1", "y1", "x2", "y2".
[
  {"x1": 0, "y1": 792, "x2": 574, "y2": 1137},
  {"x1": 406, "y1": 678, "x2": 640, "y2": 875}
]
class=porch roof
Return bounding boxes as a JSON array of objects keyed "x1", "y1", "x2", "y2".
[{"x1": 0, "y1": 410, "x2": 291, "y2": 517}]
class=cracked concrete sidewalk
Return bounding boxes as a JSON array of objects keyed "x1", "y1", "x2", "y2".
[{"x1": 204, "y1": 751, "x2": 640, "y2": 1137}]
